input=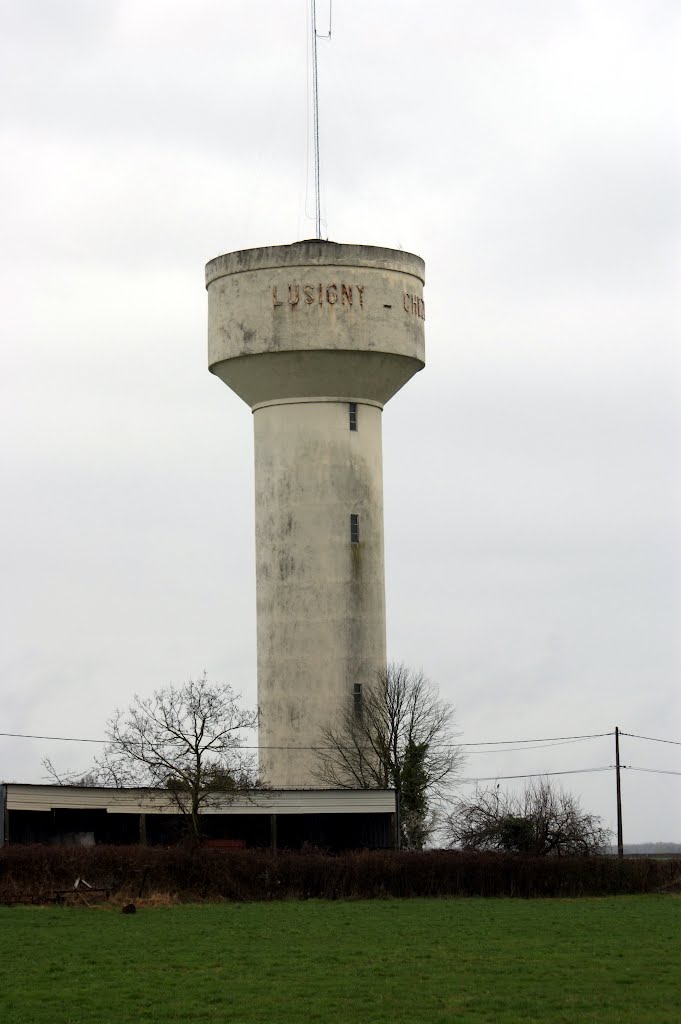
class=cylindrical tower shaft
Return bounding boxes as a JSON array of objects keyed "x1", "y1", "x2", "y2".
[
  {"x1": 254, "y1": 399, "x2": 385, "y2": 783},
  {"x1": 206, "y1": 241, "x2": 425, "y2": 786}
]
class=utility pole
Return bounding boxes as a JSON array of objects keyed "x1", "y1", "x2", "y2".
[{"x1": 615, "y1": 726, "x2": 624, "y2": 859}]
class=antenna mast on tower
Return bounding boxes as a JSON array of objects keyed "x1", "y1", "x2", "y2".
[{"x1": 311, "y1": 0, "x2": 331, "y2": 239}]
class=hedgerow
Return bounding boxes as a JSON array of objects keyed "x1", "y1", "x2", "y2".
[{"x1": 0, "y1": 846, "x2": 678, "y2": 904}]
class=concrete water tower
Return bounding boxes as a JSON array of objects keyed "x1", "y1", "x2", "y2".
[{"x1": 206, "y1": 240, "x2": 425, "y2": 786}]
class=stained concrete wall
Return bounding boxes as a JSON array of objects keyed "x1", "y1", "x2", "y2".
[
  {"x1": 206, "y1": 240, "x2": 425, "y2": 407},
  {"x1": 254, "y1": 400, "x2": 386, "y2": 784},
  {"x1": 206, "y1": 241, "x2": 425, "y2": 786}
]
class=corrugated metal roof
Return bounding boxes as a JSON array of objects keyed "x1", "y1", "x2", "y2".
[{"x1": 3, "y1": 783, "x2": 396, "y2": 816}]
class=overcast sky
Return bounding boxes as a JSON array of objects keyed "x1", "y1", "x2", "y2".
[{"x1": 1, "y1": 0, "x2": 679, "y2": 843}]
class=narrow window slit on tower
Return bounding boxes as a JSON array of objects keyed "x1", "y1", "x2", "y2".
[
  {"x1": 353, "y1": 682, "x2": 363, "y2": 716},
  {"x1": 350, "y1": 514, "x2": 359, "y2": 544},
  {"x1": 349, "y1": 402, "x2": 357, "y2": 431}
]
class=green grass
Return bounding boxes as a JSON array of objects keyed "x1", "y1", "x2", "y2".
[{"x1": 0, "y1": 897, "x2": 678, "y2": 1023}]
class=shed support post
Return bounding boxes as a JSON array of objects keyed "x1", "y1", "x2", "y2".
[
  {"x1": 270, "y1": 814, "x2": 277, "y2": 854},
  {"x1": 139, "y1": 813, "x2": 147, "y2": 846}
]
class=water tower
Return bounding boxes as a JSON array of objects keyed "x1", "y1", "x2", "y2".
[{"x1": 206, "y1": 240, "x2": 425, "y2": 785}]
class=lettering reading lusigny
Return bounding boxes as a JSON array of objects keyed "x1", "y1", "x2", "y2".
[
  {"x1": 272, "y1": 284, "x2": 365, "y2": 309},
  {"x1": 403, "y1": 292, "x2": 425, "y2": 320}
]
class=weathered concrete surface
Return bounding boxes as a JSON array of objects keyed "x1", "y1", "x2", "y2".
[
  {"x1": 206, "y1": 240, "x2": 425, "y2": 407},
  {"x1": 254, "y1": 400, "x2": 386, "y2": 784},
  {"x1": 206, "y1": 241, "x2": 425, "y2": 786}
]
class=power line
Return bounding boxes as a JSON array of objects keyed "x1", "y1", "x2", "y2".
[
  {"x1": 1, "y1": 731, "x2": 106, "y2": 745},
  {"x1": 464, "y1": 737, "x2": 610, "y2": 754},
  {"x1": 0, "y1": 729, "x2": 613, "y2": 750},
  {"x1": 458, "y1": 731, "x2": 612, "y2": 747},
  {"x1": 460, "y1": 767, "x2": 613, "y2": 784},
  {"x1": 39, "y1": 764, "x2": 681, "y2": 784},
  {"x1": 620, "y1": 731, "x2": 681, "y2": 747},
  {"x1": 4, "y1": 730, "x2": 677, "y2": 787}
]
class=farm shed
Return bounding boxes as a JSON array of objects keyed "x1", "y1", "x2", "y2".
[{"x1": 0, "y1": 784, "x2": 397, "y2": 851}]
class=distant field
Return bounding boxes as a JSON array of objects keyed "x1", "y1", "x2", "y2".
[{"x1": 0, "y1": 897, "x2": 678, "y2": 1023}]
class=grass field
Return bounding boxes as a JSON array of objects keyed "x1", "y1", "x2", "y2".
[{"x1": 0, "y1": 897, "x2": 678, "y2": 1023}]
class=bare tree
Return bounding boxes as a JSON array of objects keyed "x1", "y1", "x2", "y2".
[
  {"x1": 42, "y1": 760, "x2": 103, "y2": 787},
  {"x1": 313, "y1": 663, "x2": 463, "y2": 849},
  {"x1": 446, "y1": 777, "x2": 611, "y2": 856},
  {"x1": 95, "y1": 673, "x2": 259, "y2": 841}
]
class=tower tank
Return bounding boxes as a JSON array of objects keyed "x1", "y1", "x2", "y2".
[{"x1": 206, "y1": 240, "x2": 425, "y2": 785}]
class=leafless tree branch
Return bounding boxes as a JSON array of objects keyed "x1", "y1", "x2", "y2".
[
  {"x1": 46, "y1": 673, "x2": 260, "y2": 842},
  {"x1": 313, "y1": 662, "x2": 464, "y2": 848},
  {"x1": 445, "y1": 777, "x2": 611, "y2": 856}
]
